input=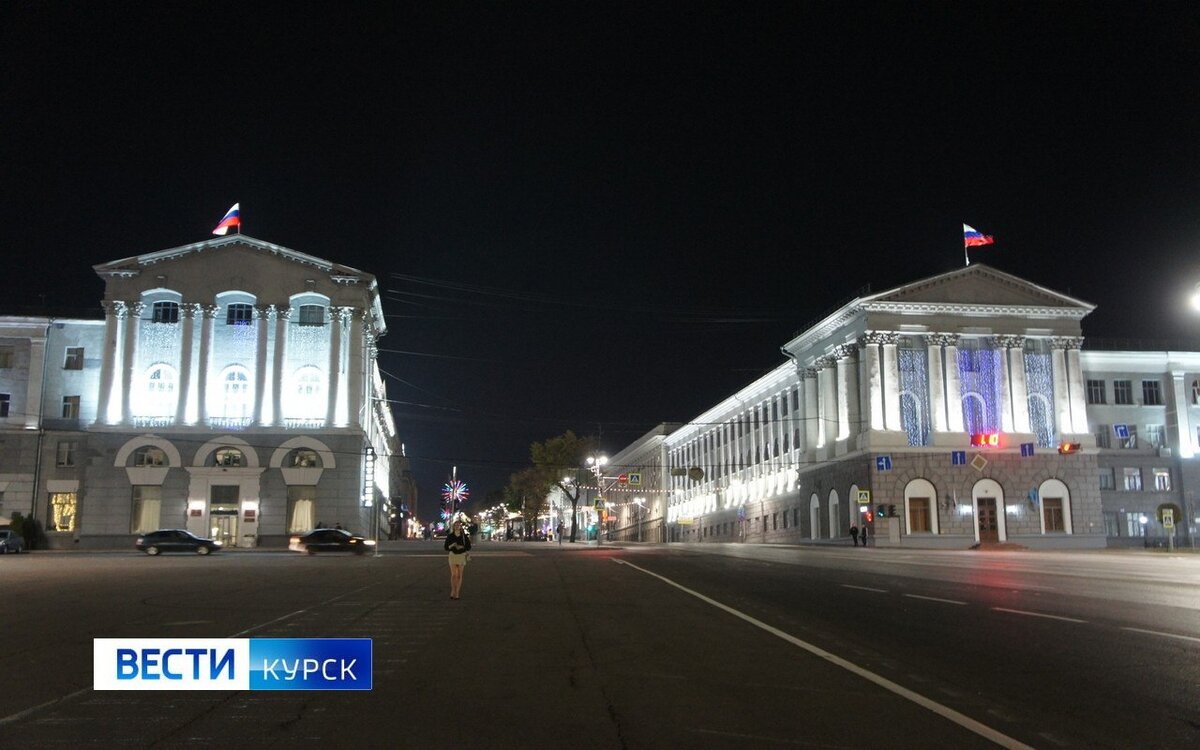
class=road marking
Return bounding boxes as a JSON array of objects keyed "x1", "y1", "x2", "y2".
[
  {"x1": 991, "y1": 607, "x2": 1085, "y2": 624},
  {"x1": 841, "y1": 584, "x2": 888, "y2": 593},
  {"x1": 614, "y1": 559, "x2": 1035, "y2": 750},
  {"x1": 162, "y1": 620, "x2": 214, "y2": 626},
  {"x1": 1121, "y1": 627, "x2": 1200, "y2": 644},
  {"x1": 905, "y1": 594, "x2": 967, "y2": 606},
  {"x1": 691, "y1": 727, "x2": 851, "y2": 746}
]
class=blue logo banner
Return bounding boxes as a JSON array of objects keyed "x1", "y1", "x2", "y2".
[{"x1": 249, "y1": 638, "x2": 373, "y2": 691}]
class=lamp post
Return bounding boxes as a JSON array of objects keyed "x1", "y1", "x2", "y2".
[{"x1": 586, "y1": 454, "x2": 608, "y2": 545}]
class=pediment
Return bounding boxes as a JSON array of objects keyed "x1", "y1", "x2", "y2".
[
  {"x1": 94, "y1": 235, "x2": 369, "y2": 281},
  {"x1": 864, "y1": 264, "x2": 1093, "y2": 311}
]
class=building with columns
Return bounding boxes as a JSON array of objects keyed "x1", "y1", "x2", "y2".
[
  {"x1": 0, "y1": 234, "x2": 399, "y2": 548},
  {"x1": 649, "y1": 264, "x2": 1196, "y2": 549}
]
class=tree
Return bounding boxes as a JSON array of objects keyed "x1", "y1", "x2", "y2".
[
  {"x1": 506, "y1": 467, "x2": 549, "y2": 538},
  {"x1": 529, "y1": 430, "x2": 596, "y2": 543}
]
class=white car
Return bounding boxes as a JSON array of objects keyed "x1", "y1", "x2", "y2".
[{"x1": 0, "y1": 529, "x2": 25, "y2": 554}]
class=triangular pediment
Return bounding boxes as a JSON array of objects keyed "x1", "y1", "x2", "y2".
[
  {"x1": 863, "y1": 264, "x2": 1094, "y2": 310},
  {"x1": 93, "y1": 234, "x2": 370, "y2": 281}
]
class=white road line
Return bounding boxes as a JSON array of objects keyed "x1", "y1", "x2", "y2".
[
  {"x1": 904, "y1": 594, "x2": 967, "y2": 606},
  {"x1": 991, "y1": 607, "x2": 1085, "y2": 624},
  {"x1": 841, "y1": 584, "x2": 888, "y2": 593},
  {"x1": 1121, "y1": 626, "x2": 1200, "y2": 644},
  {"x1": 614, "y1": 559, "x2": 1035, "y2": 750}
]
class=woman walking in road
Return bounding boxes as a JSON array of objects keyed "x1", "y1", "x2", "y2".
[{"x1": 445, "y1": 520, "x2": 471, "y2": 599}]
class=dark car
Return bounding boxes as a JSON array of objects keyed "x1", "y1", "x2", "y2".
[
  {"x1": 136, "y1": 529, "x2": 222, "y2": 555},
  {"x1": 0, "y1": 529, "x2": 25, "y2": 554},
  {"x1": 289, "y1": 528, "x2": 376, "y2": 554}
]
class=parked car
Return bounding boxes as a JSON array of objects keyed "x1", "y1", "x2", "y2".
[
  {"x1": 289, "y1": 528, "x2": 376, "y2": 554},
  {"x1": 0, "y1": 529, "x2": 25, "y2": 554},
  {"x1": 136, "y1": 529, "x2": 222, "y2": 555}
]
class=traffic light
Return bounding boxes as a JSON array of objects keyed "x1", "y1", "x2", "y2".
[
  {"x1": 864, "y1": 510, "x2": 874, "y2": 523},
  {"x1": 876, "y1": 504, "x2": 887, "y2": 518},
  {"x1": 888, "y1": 504, "x2": 896, "y2": 518}
]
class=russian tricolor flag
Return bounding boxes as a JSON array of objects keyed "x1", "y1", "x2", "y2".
[
  {"x1": 212, "y1": 203, "x2": 240, "y2": 235},
  {"x1": 963, "y1": 223, "x2": 994, "y2": 248}
]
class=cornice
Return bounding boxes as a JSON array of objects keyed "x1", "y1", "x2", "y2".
[{"x1": 860, "y1": 300, "x2": 1088, "y2": 320}]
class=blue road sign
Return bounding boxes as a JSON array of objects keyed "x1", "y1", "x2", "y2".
[
  {"x1": 951, "y1": 450, "x2": 967, "y2": 466},
  {"x1": 1113, "y1": 424, "x2": 1129, "y2": 439},
  {"x1": 875, "y1": 455, "x2": 893, "y2": 471},
  {"x1": 1020, "y1": 442, "x2": 1035, "y2": 457}
]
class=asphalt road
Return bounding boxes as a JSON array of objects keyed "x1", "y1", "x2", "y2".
[{"x1": 0, "y1": 542, "x2": 1196, "y2": 749}]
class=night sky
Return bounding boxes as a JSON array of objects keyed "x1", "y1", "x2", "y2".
[{"x1": 4, "y1": 2, "x2": 1200, "y2": 512}]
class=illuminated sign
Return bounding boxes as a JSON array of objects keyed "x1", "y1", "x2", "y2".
[{"x1": 970, "y1": 433, "x2": 1000, "y2": 447}]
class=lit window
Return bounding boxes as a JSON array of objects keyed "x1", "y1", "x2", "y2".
[
  {"x1": 214, "y1": 448, "x2": 244, "y2": 467},
  {"x1": 131, "y1": 486, "x2": 162, "y2": 533},
  {"x1": 64, "y1": 347, "x2": 84, "y2": 370},
  {"x1": 48, "y1": 492, "x2": 77, "y2": 532},
  {"x1": 134, "y1": 447, "x2": 167, "y2": 467},
  {"x1": 1152, "y1": 468, "x2": 1171, "y2": 491},
  {"x1": 293, "y1": 366, "x2": 325, "y2": 418},
  {"x1": 226, "y1": 303, "x2": 254, "y2": 325},
  {"x1": 1042, "y1": 498, "x2": 1065, "y2": 532},
  {"x1": 291, "y1": 449, "x2": 320, "y2": 468},
  {"x1": 152, "y1": 301, "x2": 180, "y2": 324},
  {"x1": 1144, "y1": 424, "x2": 1166, "y2": 449},
  {"x1": 145, "y1": 364, "x2": 177, "y2": 416},
  {"x1": 220, "y1": 367, "x2": 251, "y2": 419},
  {"x1": 61, "y1": 395, "x2": 80, "y2": 419},
  {"x1": 908, "y1": 497, "x2": 931, "y2": 532},
  {"x1": 298, "y1": 305, "x2": 325, "y2": 326},
  {"x1": 287, "y1": 486, "x2": 317, "y2": 532},
  {"x1": 1123, "y1": 468, "x2": 1143, "y2": 491}
]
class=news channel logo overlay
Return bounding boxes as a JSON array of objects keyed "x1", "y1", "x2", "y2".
[{"x1": 94, "y1": 638, "x2": 372, "y2": 691}]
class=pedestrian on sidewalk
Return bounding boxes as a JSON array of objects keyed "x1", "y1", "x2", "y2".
[
  {"x1": 444, "y1": 520, "x2": 471, "y2": 599},
  {"x1": 850, "y1": 524, "x2": 859, "y2": 547},
  {"x1": 860, "y1": 524, "x2": 869, "y2": 547}
]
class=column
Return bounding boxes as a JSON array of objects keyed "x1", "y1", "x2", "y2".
[
  {"x1": 1170, "y1": 372, "x2": 1194, "y2": 459},
  {"x1": 347, "y1": 310, "x2": 365, "y2": 428},
  {"x1": 881, "y1": 334, "x2": 901, "y2": 431},
  {"x1": 996, "y1": 338, "x2": 1014, "y2": 434},
  {"x1": 252, "y1": 305, "x2": 271, "y2": 425},
  {"x1": 835, "y1": 347, "x2": 851, "y2": 441},
  {"x1": 1050, "y1": 339, "x2": 1072, "y2": 437},
  {"x1": 273, "y1": 306, "x2": 291, "y2": 426},
  {"x1": 862, "y1": 334, "x2": 885, "y2": 430},
  {"x1": 175, "y1": 303, "x2": 198, "y2": 425},
  {"x1": 197, "y1": 304, "x2": 218, "y2": 424},
  {"x1": 24, "y1": 335, "x2": 47, "y2": 430},
  {"x1": 944, "y1": 335, "x2": 964, "y2": 432},
  {"x1": 1065, "y1": 338, "x2": 1088, "y2": 434},
  {"x1": 94, "y1": 301, "x2": 122, "y2": 426},
  {"x1": 1005, "y1": 337, "x2": 1030, "y2": 433},
  {"x1": 120, "y1": 302, "x2": 144, "y2": 425},
  {"x1": 818, "y1": 357, "x2": 836, "y2": 448},
  {"x1": 803, "y1": 368, "x2": 819, "y2": 450},
  {"x1": 326, "y1": 307, "x2": 347, "y2": 426},
  {"x1": 926, "y1": 334, "x2": 948, "y2": 433}
]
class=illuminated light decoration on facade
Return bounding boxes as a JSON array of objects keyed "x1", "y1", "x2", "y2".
[
  {"x1": 362, "y1": 446, "x2": 375, "y2": 506},
  {"x1": 1024, "y1": 347, "x2": 1056, "y2": 447},
  {"x1": 898, "y1": 345, "x2": 930, "y2": 446},
  {"x1": 958, "y1": 341, "x2": 1002, "y2": 435}
]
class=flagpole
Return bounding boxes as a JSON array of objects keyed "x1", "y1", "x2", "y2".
[{"x1": 964, "y1": 243, "x2": 969, "y2": 267}]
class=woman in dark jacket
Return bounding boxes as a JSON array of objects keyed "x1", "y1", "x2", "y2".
[{"x1": 444, "y1": 520, "x2": 471, "y2": 599}]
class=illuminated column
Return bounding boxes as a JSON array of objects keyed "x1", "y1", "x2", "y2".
[
  {"x1": 818, "y1": 356, "x2": 836, "y2": 448},
  {"x1": 1004, "y1": 337, "x2": 1031, "y2": 433},
  {"x1": 1064, "y1": 338, "x2": 1088, "y2": 434},
  {"x1": 1170, "y1": 372, "x2": 1194, "y2": 458},
  {"x1": 996, "y1": 338, "x2": 1014, "y2": 434},
  {"x1": 24, "y1": 335, "x2": 47, "y2": 430},
  {"x1": 881, "y1": 333, "x2": 901, "y2": 431},
  {"x1": 943, "y1": 335, "x2": 964, "y2": 432},
  {"x1": 94, "y1": 301, "x2": 123, "y2": 425},
  {"x1": 1050, "y1": 339, "x2": 1072, "y2": 437},
  {"x1": 835, "y1": 347, "x2": 851, "y2": 441},
  {"x1": 252, "y1": 305, "x2": 271, "y2": 425},
  {"x1": 175, "y1": 303, "x2": 198, "y2": 425},
  {"x1": 196, "y1": 304, "x2": 218, "y2": 424},
  {"x1": 273, "y1": 306, "x2": 291, "y2": 426},
  {"x1": 347, "y1": 310, "x2": 365, "y2": 428},
  {"x1": 327, "y1": 307, "x2": 347, "y2": 426},
  {"x1": 120, "y1": 302, "x2": 145, "y2": 425},
  {"x1": 926, "y1": 334, "x2": 948, "y2": 433},
  {"x1": 862, "y1": 333, "x2": 885, "y2": 430},
  {"x1": 802, "y1": 368, "x2": 819, "y2": 451}
]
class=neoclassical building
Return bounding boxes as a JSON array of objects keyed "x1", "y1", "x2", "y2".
[
  {"x1": 0, "y1": 235, "x2": 401, "y2": 548},
  {"x1": 643, "y1": 264, "x2": 1195, "y2": 549}
]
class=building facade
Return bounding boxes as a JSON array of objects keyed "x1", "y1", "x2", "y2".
[
  {"x1": 634, "y1": 264, "x2": 1197, "y2": 549},
  {"x1": 0, "y1": 235, "x2": 399, "y2": 548}
]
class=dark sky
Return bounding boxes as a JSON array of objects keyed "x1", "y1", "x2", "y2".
[{"x1": 4, "y1": 2, "x2": 1200, "y2": 511}]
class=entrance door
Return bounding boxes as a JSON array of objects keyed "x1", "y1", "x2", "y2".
[
  {"x1": 977, "y1": 497, "x2": 999, "y2": 543},
  {"x1": 210, "y1": 485, "x2": 240, "y2": 547}
]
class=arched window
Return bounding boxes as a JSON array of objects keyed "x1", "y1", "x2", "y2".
[
  {"x1": 151, "y1": 301, "x2": 180, "y2": 324},
  {"x1": 144, "y1": 364, "x2": 176, "y2": 416},
  {"x1": 226, "y1": 303, "x2": 254, "y2": 326},
  {"x1": 133, "y1": 446, "x2": 167, "y2": 467},
  {"x1": 809, "y1": 493, "x2": 821, "y2": 540},
  {"x1": 292, "y1": 366, "x2": 325, "y2": 418},
  {"x1": 290, "y1": 449, "x2": 320, "y2": 468},
  {"x1": 220, "y1": 366, "x2": 252, "y2": 419},
  {"x1": 214, "y1": 448, "x2": 244, "y2": 467}
]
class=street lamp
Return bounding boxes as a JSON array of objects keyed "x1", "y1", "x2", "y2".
[{"x1": 586, "y1": 454, "x2": 608, "y2": 544}]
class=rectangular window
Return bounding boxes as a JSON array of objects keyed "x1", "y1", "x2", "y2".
[
  {"x1": 1103, "y1": 512, "x2": 1119, "y2": 537},
  {"x1": 1086, "y1": 379, "x2": 1106, "y2": 405},
  {"x1": 1124, "y1": 513, "x2": 1143, "y2": 537},
  {"x1": 287, "y1": 486, "x2": 317, "y2": 533},
  {"x1": 772, "y1": 513, "x2": 778, "y2": 530},
  {"x1": 1113, "y1": 380, "x2": 1133, "y2": 405},
  {"x1": 226, "y1": 303, "x2": 254, "y2": 325},
  {"x1": 63, "y1": 347, "x2": 84, "y2": 370},
  {"x1": 152, "y1": 301, "x2": 180, "y2": 324},
  {"x1": 1144, "y1": 424, "x2": 1166, "y2": 449},
  {"x1": 1119, "y1": 425, "x2": 1138, "y2": 449},
  {"x1": 131, "y1": 486, "x2": 163, "y2": 533},
  {"x1": 135, "y1": 447, "x2": 167, "y2": 467},
  {"x1": 56, "y1": 441, "x2": 77, "y2": 467},
  {"x1": 1152, "y1": 468, "x2": 1171, "y2": 491},
  {"x1": 61, "y1": 395, "x2": 80, "y2": 419},
  {"x1": 794, "y1": 508, "x2": 800, "y2": 528},
  {"x1": 0, "y1": 393, "x2": 9, "y2": 418},
  {"x1": 298, "y1": 305, "x2": 325, "y2": 326},
  {"x1": 47, "y1": 492, "x2": 77, "y2": 532},
  {"x1": 1094, "y1": 425, "x2": 1111, "y2": 449},
  {"x1": 908, "y1": 497, "x2": 931, "y2": 532},
  {"x1": 783, "y1": 511, "x2": 788, "y2": 529},
  {"x1": 1123, "y1": 467, "x2": 1143, "y2": 491},
  {"x1": 1142, "y1": 380, "x2": 1163, "y2": 406},
  {"x1": 1042, "y1": 497, "x2": 1064, "y2": 532},
  {"x1": 1098, "y1": 469, "x2": 1115, "y2": 490}
]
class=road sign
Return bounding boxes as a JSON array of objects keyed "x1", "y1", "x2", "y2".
[
  {"x1": 628, "y1": 472, "x2": 642, "y2": 487},
  {"x1": 618, "y1": 473, "x2": 628, "y2": 487},
  {"x1": 1163, "y1": 509, "x2": 1175, "y2": 529},
  {"x1": 593, "y1": 498, "x2": 603, "y2": 510},
  {"x1": 1113, "y1": 424, "x2": 1130, "y2": 439},
  {"x1": 951, "y1": 450, "x2": 966, "y2": 466},
  {"x1": 970, "y1": 454, "x2": 988, "y2": 472},
  {"x1": 875, "y1": 455, "x2": 893, "y2": 471},
  {"x1": 1020, "y1": 442, "x2": 1035, "y2": 457},
  {"x1": 857, "y1": 490, "x2": 871, "y2": 504}
]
